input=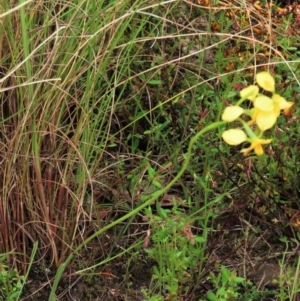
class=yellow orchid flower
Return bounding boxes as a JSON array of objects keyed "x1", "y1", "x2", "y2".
[
  {"x1": 250, "y1": 93, "x2": 294, "y2": 131},
  {"x1": 222, "y1": 128, "x2": 272, "y2": 156},
  {"x1": 240, "y1": 85, "x2": 259, "y2": 101},
  {"x1": 256, "y1": 71, "x2": 275, "y2": 92},
  {"x1": 221, "y1": 71, "x2": 292, "y2": 156},
  {"x1": 241, "y1": 137, "x2": 272, "y2": 156},
  {"x1": 255, "y1": 110, "x2": 277, "y2": 132},
  {"x1": 254, "y1": 95, "x2": 274, "y2": 112},
  {"x1": 222, "y1": 106, "x2": 244, "y2": 122},
  {"x1": 247, "y1": 106, "x2": 277, "y2": 131},
  {"x1": 272, "y1": 94, "x2": 294, "y2": 113},
  {"x1": 240, "y1": 70, "x2": 276, "y2": 101},
  {"x1": 222, "y1": 129, "x2": 247, "y2": 145}
]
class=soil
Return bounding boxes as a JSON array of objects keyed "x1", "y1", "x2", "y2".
[
  {"x1": 20, "y1": 250, "x2": 154, "y2": 301},
  {"x1": 249, "y1": 263, "x2": 299, "y2": 289},
  {"x1": 18, "y1": 210, "x2": 300, "y2": 301}
]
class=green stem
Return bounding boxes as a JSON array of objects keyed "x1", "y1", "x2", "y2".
[
  {"x1": 239, "y1": 119, "x2": 262, "y2": 139},
  {"x1": 49, "y1": 120, "x2": 227, "y2": 301}
]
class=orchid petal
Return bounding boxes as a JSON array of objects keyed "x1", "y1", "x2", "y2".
[
  {"x1": 254, "y1": 95, "x2": 274, "y2": 111},
  {"x1": 222, "y1": 129, "x2": 247, "y2": 145},
  {"x1": 256, "y1": 72, "x2": 275, "y2": 92},
  {"x1": 240, "y1": 85, "x2": 259, "y2": 101},
  {"x1": 256, "y1": 111, "x2": 277, "y2": 131},
  {"x1": 272, "y1": 94, "x2": 294, "y2": 110},
  {"x1": 241, "y1": 138, "x2": 272, "y2": 156},
  {"x1": 222, "y1": 106, "x2": 244, "y2": 122}
]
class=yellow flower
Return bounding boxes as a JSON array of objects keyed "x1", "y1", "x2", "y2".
[
  {"x1": 255, "y1": 110, "x2": 277, "y2": 132},
  {"x1": 222, "y1": 129, "x2": 272, "y2": 155},
  {"x1": 240, "y1": 85, "x2": 259, "y2": 100},
  {"x1": 250, "y1": 94, "x2": 294, "y2": 131},
  {"x1": 272, "y1": 94, "x2": 294, "y2": 113},
  {"x1": 222, "y1": 129, "x2": 247, "y2": 145},
  {"x1": 222, "y1": 106, "x2": 244, "y2": 122},
  {"x1": 256, "y1": 72, "x2": 275, "y2": 92},
  {"x1": 254, "y1": 95, "x2": 274, "y2": 112},
  {"x1": 241, "y1": 137, "x2": 272, "y2": 156}
]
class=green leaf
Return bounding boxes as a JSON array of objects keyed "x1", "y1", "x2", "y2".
[
  {"x1": 217, "y1": 287, "x2": 226, "y2": 296},
  {"x1": 153, "y1": 180, "x2": 162, "y2": 188},
  {"x1": 234, "y1": 276, "x2": 245, "y2": 283},
  {"x1": 207, "y1": 291, "x2": 217, "y2": 301},
  {"x1": 140, "y1": 195, "x2": 149, "y2": 201},
  {"x1": 148, "y1": 167, "x2": 156, "y2": 179},
  {"x1": 153, "y1": 266, "x2": 160, "y2": 276},
  {"x1": 159, "y1": 207, "x2": 168, "y2": 219},
  {"x1": 145, "y1": 206, "x2": 152, "y2": 216},
  {"x1": 195, "y1": 236, "x2": 206, "y2": 243},
  {"x1": 221, "y1": 265, "x2": 230, "y2": 285},
  {"x1": 287, "y1": 47, "x2": 297, "y2": 51},
  {"x1": 148, "y1": 80, "x2": 161, "y2": 85}
]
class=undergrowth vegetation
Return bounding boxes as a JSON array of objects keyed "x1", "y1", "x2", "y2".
[{"x1": 0, "y1": 0, "x2": 300, "y2": 300}]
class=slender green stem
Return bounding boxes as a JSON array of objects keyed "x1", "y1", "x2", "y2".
[
  {"x1": 16, "y1": 241, "x2": 38, "y2": 300},
  {"x1": 49, "y1": 120, "x2": 227, "y2": 300}
]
